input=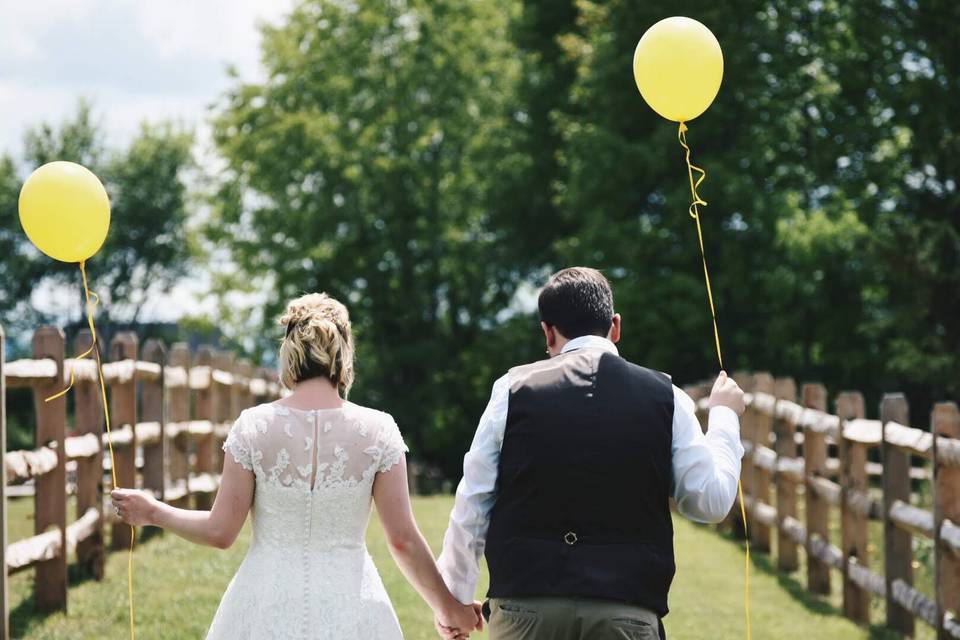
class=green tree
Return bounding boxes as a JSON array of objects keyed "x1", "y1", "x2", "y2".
[
  {"x1": 97, "y1": 122, "x2": 194, "y2": 323},
  {"x1": 0, "y1": 102, "x2": 106, "y2": 335},
  {"x1": 209, "y1": 0, "x2": 538, "y2": 471},
  {"x1": 549, "y1": 0, "x2": 823, "y2": 381},
  {"x1": 502, "y1": 0, "x2": 581, "y2": 266},
  {"x1": 0, "y1": 101, "x2": 194, "y2": 336},
  {"x1": 0, "y1": 153, "x2": 44, "y2": 339},
  {"x1": 545, "y1": 0, "x2": 959, "y2": 408},
  {"x1": 830, "y1": 2, "x2": 960, "y2": 402},
  {"x1": 210, "y1": 0, "x2": 960, "y2": 472}
]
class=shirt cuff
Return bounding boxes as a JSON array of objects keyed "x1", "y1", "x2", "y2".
[
  {"x1": 437, "y1": 558, "x2": 477, "y2": 605},
  {"x1": 442, "y1": 572, "x2": 477, "y2": 605},
  {"x1": 451, "y1": 583, "x2": 476, "y2": 605}
]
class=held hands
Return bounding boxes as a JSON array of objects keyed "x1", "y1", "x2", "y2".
[
  {"x1": 434, "y1": 600, "x2": 482, "y2": 640},
  {"x1": 111, "y1": 488, "x2": 158, "y2": 527},
  {"x1": 708, "y1": 370, "x2": 745, "y2": 416}
]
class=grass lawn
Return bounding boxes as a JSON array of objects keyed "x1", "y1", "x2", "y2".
[{"x1": 9, "y1": 495, "x2": 910, "y2": 639}]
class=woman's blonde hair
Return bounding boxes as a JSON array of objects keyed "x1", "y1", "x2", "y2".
[{"x1": 278, "y1": 293, "x2": 355, "y2": 395}]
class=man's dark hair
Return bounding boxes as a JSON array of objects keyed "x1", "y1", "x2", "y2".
[{"x1": 538, "y1": 267, "x2": 614, "y2": 339}]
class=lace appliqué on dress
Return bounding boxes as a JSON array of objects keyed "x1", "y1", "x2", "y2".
[
  {"x1": 223, "y1": 403, "x2": 409, "y2": 489},
  {"x1": 222, "y1": 418, "x2": 255, "y2": 471},
  {"x1": 372, "y1": 420, "x2": 409, "y2": 474}
]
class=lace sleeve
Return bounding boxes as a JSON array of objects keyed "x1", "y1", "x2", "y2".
[
  {"x1": 377, "y1": 419, "x2": 409, "y2": 473},
  {"x1": 223, "y1": 414, "x2": 255, "y2": 472}
]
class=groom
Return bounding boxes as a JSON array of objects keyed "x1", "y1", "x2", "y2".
[{"x1": 435, "y1": 267, "x2": 745, "y2": 639}]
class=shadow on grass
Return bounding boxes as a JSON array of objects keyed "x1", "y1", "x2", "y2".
[
  {"x1": 9, "y1": 593, "x2": 40, "y2": 640},
  {"x1": 9, "y1": 564, "x2": 105, "y2": 639},
  {"x1": 9, "y1": 526, "x2": 165, "y2": 638},
  {"x1": 712, "y1": 529, "x2": 902, "y2": 640},
  {"x1": 741, "y1": 541, "x2": 838, "y2": 616},
  {"x1": 867, "y1": 625, "x2": 901, "y2": 639}
]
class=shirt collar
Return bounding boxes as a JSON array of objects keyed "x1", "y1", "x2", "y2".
[{"x1": 560, "y1": 335, "x2": 619, "y2": 356}]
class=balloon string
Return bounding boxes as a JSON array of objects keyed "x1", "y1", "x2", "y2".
[
  {"x1": 46, "y1": 261, "x2": 136, "y2": 640},
  {"x1": 678, "y1": 121, "x2": 750, "y2": 640},
  {"x1": 737, "y1": 480, "x2": 752, "y2": 640},
  {"x1": 678, "y1": 121, "x2": 722, "y2": 369}
]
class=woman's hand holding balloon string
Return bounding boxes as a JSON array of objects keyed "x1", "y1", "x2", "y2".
[{"x1": 18, "y1": 160, "x2": 135, "y2": 639}]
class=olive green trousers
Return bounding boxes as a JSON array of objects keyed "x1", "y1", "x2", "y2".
[{"x1": 486, "y1": 596, "x2": 661, "y2": 640}]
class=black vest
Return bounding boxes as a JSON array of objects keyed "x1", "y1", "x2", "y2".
[{"x1": 485, "y1": 347, "x2": 676, "y2": 617}]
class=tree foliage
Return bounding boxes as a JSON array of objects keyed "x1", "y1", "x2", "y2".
[
  {"x1": 550, "y1": 0, "x2": 960, "y2": 409},
  {"x1": 0, "y1": 101, "x2": 194, "y2": 340},
  {"x1": 211, "y1": 0, "x2": 959, "y2": 469},
  {"x1": 209, "y1": 0, "x2": 540, "y2": 471}
]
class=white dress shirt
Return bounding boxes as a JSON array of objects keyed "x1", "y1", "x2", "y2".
[{"x1": 436, "y1": 335, "x2": 744, "y2": 604}]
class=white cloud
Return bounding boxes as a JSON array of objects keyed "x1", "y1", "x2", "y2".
[
  {"x1": 135, "y1": 0, "x2": 290, "y2": 69},
  {"x1": 0, "y1": 0, "x2": 294, "y2": 154},
  {"x1": 2, "y1": 0, "x2": 296, "y2": 322}
]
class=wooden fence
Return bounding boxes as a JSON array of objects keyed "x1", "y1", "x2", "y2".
[
  {"x1": 3, "y1": 323, "x2": 959, "y2": 638},
  {"x1": 684, "y1": 373, "x2": 960, "y2": 639},
  {"x1": 0, "y1": 325, "x2": 281, "y2": 639}
]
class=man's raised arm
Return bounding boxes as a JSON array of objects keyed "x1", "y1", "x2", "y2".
[{"x1": 671, "y1": 372, "x2": 745, "y2": 523}]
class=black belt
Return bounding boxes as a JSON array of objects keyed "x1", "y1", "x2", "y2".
[{"x1": 516, "y1": 530, "x2": 654, "y2": 546}]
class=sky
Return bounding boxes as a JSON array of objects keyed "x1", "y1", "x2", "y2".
[
  {"x1": 0, "y1": 0, "x2": 293, "y2": 153},
  {"x1": 1, "y1": 0, "x2": 295, "y2": 322}
]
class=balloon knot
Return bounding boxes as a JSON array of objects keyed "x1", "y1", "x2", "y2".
[{"x1": 678, "y1": 121, "x2": 688, "y2": 133}]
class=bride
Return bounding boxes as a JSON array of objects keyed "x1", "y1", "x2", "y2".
[{"x1": 112, "y1": 293, "x2": 482, "y2": 639}]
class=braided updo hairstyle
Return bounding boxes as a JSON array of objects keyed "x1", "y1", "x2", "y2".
[{"x1": 278, "y1": 293, "x2": 355, "y2": 395}]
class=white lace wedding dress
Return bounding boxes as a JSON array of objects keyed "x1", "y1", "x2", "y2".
[{"x1": 207, "y1": 401, "x2": 408, "y2": 639}]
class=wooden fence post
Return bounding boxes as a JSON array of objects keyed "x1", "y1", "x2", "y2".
[
  {"x1": 73, "y1": 330, "x2": 105, "y2": 579},
  {"x1": 141, "y1": 339, "x2": 165, "y2": 501},
  {"x1": 33, "y1": 327, "x2": 67, "y2": 611},
  {"x1": 731, "y1": 372, "x2": 754, "y2": 538},
  {"x1": 214, "y1": 351, "x2": 233, "y2": 420},
  {"x1": 933, "y1": 402, "x2": 960, "y2": 639},
  {"x1": 881, "y1": 393, "x2": 914, "y2": 636},
  {"x1": 803, "y1": 382, "x2": 830, "y2": 595},
  {"x1": 167, "y1": 343, "x2": 191, "y2": 507},
  {"x1": 836, "y1": 391, "x2": 869, "y2": 624},
  {"x1": 0, "y1": 324, "x2": 9, "y2": 638},
  {"x1": 213, "y1": 351, "x2": 234, "y2": 471},
  {"x1": 236, "y1": 359, "x2": 253, "y2": 413},
  {"x1": 254, "y1": 367, "x2": 274, "y2": 404},
  {"x1": 774, "y1": 377, "x2": 799, "y2": 572},
  {"x1": 751, "y1": 372, "x2": 774, "y2": 553},
  {"x1": 194, "y1": 346, "x2": 217, "y2": 510},
  {"x1": 109, "y1": 332, "x2": 138, "y2": 550}
]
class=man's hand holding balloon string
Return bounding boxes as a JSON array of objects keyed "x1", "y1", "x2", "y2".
[{"x1": 633, "y1": 17, "x2": 750, "y2": 640}]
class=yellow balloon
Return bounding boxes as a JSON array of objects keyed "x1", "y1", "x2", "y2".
[
  {"x1": 18, "y1": 161, "x2": 111, "y2": 263},
  {"x1": 633, "y1": 16, "x2": 723, "y2": 122}
]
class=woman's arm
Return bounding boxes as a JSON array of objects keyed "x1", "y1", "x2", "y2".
[
  {"x1": 373, "y1": 456, "x2": 481, "y2": 635},
  {"x1": 111, "y1": 454, "x2": 254, "y2": 549}
]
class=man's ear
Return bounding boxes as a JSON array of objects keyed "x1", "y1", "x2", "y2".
[
  {"x1": 541, "y1": 321, "x2": 556, "y2": 350},
  {"x1": 609, "y1": 314, "x2": 622, "y2": 344}
]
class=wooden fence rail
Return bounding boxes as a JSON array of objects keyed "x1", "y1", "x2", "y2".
[
  {"x1": 0, "y1": 325, "x2": 281, "y2": 638},
  {"x1": 685, "y1": 373, "x2": 960, "y2": 639}
]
